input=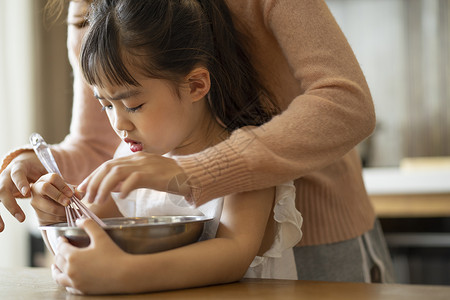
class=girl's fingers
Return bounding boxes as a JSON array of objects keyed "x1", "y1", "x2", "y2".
[
  {"x1": 51, "y1": 264, "x2": 73, "y2": 289},
  {"x1": 44, "y1": 174, "x2": 74, "y2": 198},
  {"x1": 66, "y1": 287, "x2": 84, "y2": 295},
  {"x1": 56, "y1": 236, "x2": 77, "y2": 263},
  {"x1": 31, "y1": 201, "x2": 66, "y2": 224},
  {"x1": 54, "y1": 252, "x2": 67, "y2": 274},
  {"x1": 76, "y1": 218, "x2": 108, "y2": 246},
  {"x1": 32, "y1": 177, "x2": 72, "y2": 206}
]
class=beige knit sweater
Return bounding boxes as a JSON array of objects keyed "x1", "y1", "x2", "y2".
[{"x1": 1, "y1": 0, "x2": 376, "y2": 246}]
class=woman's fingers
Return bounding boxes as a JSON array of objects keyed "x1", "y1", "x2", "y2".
[
  {"x1": 9, "y1": 163, "x2": 31, "y2": 197},
  {"x1": 82, "y1": 158, "x2": 130, "y2": 204},
  {"x1": 76, "y1": 174, "x2": 90, "y2": 193},
  {"x1": 79, "y1": 153, "x2": 191, "y2": 204},
  {"x1": 0, "y1": 152, "x2": 48, "y2": 231},
  {"x1": 93, "y1": 165, "x2": 130, "y2": 204},
  {"x1": 118, "y1": 173, "x2": 141, "y2": 199},
  {"x1": 81, "y1": 162, "x2": 113, "y2": 203},
  {"x1": 77, "y1": 157, "x2": 130, "y2": 203},
  {"x1": 8, "y1": 151, "x2": 47, "y2": 197},
  {"x1": 0, "y1": 179, "x2": 25, "y2": 225},
  {"x1": 0, "y1": 171, "x2": 26, "y2": 229}
]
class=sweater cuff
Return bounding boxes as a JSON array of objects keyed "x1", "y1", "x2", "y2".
[
  {"x1": 175, "y1": 130, "x2": 256, "y2": 205},
  {"x1": 0, "y1": 145, "x2": 34, "y2": 174}
]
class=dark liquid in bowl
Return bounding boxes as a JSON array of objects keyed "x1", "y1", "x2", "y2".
[{"x1": 66, "y1": 235, "x2": 90, "y2": 248}]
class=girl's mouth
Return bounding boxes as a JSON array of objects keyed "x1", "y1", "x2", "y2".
[{"x1": 124, "y1": 138, "x2": 143, "y2": 152}]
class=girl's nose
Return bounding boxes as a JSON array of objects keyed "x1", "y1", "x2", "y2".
[{"x1": 113, "y1": 110, "x2": 134, "y2": 132}]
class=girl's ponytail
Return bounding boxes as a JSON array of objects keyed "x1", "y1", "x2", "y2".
[
  {"x1": 196, "y1": 0, "x2": 279, "y2": 130},
  {"x1": 82, "y1": 0, "x2": 279, "y2": 130}
]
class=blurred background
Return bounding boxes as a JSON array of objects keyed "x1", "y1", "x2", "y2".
[
  {"x1": 0, "y1": 0, "x2": 71, "y2": 269},
  {"x1": 0, "y1": 0, "x2": 449, "y2": 284}
]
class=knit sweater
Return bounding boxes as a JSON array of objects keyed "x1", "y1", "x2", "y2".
[{"x1": 1, "y1": 0, "x2": 376, "y2": 246}]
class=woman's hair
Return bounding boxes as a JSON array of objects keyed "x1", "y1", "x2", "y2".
[
  {"x1": 44, "y1": 0, "x2": 66, "y2": 21},
  {"x1": 81, "y1": 0, "x2": 279, "y2": 130}
]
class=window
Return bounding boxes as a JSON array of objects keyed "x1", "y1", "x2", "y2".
[{"x1": 327, "y1": 0, "x2": 450, "y2": 167}]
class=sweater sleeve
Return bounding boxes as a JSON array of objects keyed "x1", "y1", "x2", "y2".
[
  {"x1": 0, "y1": 74, "x2": 119, "y2": 186},
  {"x1": 1, "y1": 2, "x2": 120, "y2": 184},
  {"x1": 50, "y1": 71, "x2": 121, "y2": 185},
  {"x1": 43, "y1": 1, "x2": 121, "y2": 185},
  {"x1": 176, "y1": 0, "x2": 375, "y2": 205}
]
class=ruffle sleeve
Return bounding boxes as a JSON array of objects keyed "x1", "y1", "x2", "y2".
[{"x1": 250, "y1": 181, "x2": 302, "y2": 266}]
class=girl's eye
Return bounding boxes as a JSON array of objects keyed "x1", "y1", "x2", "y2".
[
  {"x1": 101, "y1": 105, "x2": 113, "y2": 111},
  {"x1": 125, "y1": 104, "x2": 143, "y2": 113}
]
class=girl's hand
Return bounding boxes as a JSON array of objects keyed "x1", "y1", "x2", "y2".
[
  {"x1": 52, "y1": 218, "x2": 129, "y2": 295},
  {"x1": 30, "y1": 173, "x2": 75, "y2": 225},
  {"x1": 77, "y1": 152, "x2": 191, "y2": 205},
  {"x1": 0, "y1": 151, "x2": 47, "y2": 230}
]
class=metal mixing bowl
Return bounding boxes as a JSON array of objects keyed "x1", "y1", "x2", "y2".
[{"x1": 40, "y1": 216, "x2": 212, "y2": 255}]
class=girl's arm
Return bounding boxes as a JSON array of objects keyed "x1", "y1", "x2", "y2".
[
  {"x1": 53, "y1": 187, "x2": 275, "y2": 294},
  {"x1": 30, "y1": 173, "x2": 121, "y2": 226}
]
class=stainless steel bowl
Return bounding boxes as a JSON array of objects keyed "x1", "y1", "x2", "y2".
[{"x1": 40, "y1": 216, "x2": 212, "y2": 255}]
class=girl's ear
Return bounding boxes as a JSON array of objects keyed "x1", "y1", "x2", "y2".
[{"x1": 185, "y1": 67, "x2": 210, "y2": 103}]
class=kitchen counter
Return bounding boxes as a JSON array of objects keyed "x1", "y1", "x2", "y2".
[
  {"x1": 363, "y1": 167, "x2": 450, "y2": 217},
  {"x1": 1, "y1": 268, "x2": 450, "y2": 300}
]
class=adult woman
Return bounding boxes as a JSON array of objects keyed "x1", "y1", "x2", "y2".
[{"x1": 0, "y1": 0, "x2": 394, "y2": 282}]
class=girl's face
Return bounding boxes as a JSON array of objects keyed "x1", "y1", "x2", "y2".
[{"x1": 93, "y1": 70, "x2": 212, "y2": 156}]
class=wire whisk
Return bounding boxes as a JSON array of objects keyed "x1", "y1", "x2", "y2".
[{"x1": 30, "y1": 133, "x2": 106, "y2": 227}]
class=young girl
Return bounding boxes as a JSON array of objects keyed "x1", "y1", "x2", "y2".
[
  {"x1": 30, "y1": 0, "x2": 302, "y2": 295},
  {"x1": 2, "y1": 0, "x2": 395, "y2": 285}
]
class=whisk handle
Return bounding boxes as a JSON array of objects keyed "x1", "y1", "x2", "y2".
[{"x1": 29, "y1": 133, "x2": 63, "y2": 177}]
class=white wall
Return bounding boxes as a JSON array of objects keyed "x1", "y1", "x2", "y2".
[
  {"x1": 327, "y1": 0, "x2": 450, "y2": 166},
  {"x1": 0, "y1": 0, "x2": 38, "y2": 267}
]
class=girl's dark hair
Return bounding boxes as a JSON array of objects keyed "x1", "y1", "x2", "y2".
[{"x1": 81, "y1": 0, "x2": 279, "y2": 130}]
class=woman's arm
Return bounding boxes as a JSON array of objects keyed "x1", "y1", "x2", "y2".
[
  {"x1": 176, "y1": 0, "x2": 376, "y2": 204},
  {"x1": 1, "y1": 1, "x2": 118, "y2": 185},
  {"x1": 0, "y1": 1, "x2": 118, "y2": 228},
  {"x1": 53, "y1": 187, "x2": 275, "y2": 294},
  {"x1": 50, "y1": 0, "x2": 120, "y2": 185},
  {"x1": 67, "y1": 0, "x2": 374, "y2": 213}
]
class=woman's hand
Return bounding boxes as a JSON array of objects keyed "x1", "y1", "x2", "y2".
[
  {"x1": 52, "y1": 218, "x2": 130, "y2": 295},
  {"x1": 0, "y1": 151, "x2": 47, "y2": 231},
  {"x1": 77, "y1": 152, "x2": 191, "y2": 205},
  {"x1": 30, "y1": 173, "x2": 77, "y2": 225}
]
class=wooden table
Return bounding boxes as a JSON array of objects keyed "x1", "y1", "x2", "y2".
[
  {"x1": 363, "y1": 168, "x2": 450, "y2": 218},
  {"x1": 1, "y1": 268, "x2": 450, "y2": 300}
]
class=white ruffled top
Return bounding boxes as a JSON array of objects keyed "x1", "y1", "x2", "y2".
[
  {"x1": 112, "y1": 143, "x2": 302, "y2": 279},
  {"x1": 111, "y1": 181, "x2": 302, "y2": 280}
]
